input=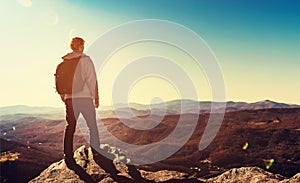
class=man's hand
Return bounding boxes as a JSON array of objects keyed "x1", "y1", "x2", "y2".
[
  {"x1": 95, "y1": 98, "x2": 99, "y2": 108},
  {"x1": 60, "y1": 94, "x2": 66, "y2": 103}
]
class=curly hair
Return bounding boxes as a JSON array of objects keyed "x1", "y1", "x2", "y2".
[{"x1": 70, "y1": 37, "x2": 85, "y2": 51}]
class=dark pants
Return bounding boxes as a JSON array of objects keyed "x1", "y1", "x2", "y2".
[{"x1": 64, "y1": 98, "x2": 100, "y2": 157}]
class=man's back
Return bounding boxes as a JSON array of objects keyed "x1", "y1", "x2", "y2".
[{"x1": 61, "y1": 51, "x2": 98, "y2": 100}]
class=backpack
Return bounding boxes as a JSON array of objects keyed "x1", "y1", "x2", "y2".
[{"x1": 54, "y1": 56, "x2": 85, "y2": 94}]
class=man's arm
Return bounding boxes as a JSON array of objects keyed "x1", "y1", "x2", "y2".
[
  {"x1": 82, "y1": 56, "x2": 99, "y2": 108},
  {"x1": 94, "y1": 81, "x2": 99, "y2": 108}
]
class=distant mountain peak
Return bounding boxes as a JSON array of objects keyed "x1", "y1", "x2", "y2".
[{"x1": 256, "y1": 99, "x2": 277, "y2": 103}]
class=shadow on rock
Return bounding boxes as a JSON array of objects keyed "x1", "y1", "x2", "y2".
[
  {"x1": 65, "y1": 157, "x2": 96, "y2": 183},
  {"x1": 92, "y1": 148, "x2": 154, "y2": 183}
]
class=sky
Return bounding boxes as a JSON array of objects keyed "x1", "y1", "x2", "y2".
[{"x1": 0, "y1": 0, "x2": 299, "y2": 107}]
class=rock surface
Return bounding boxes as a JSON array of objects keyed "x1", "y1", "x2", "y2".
[
  {"x1": 206, "y1": 167, "x2": 282, "y2": 183},
  {"x1": 29, "y1": 146, "x2": 299, "y2": 183},
  {"x1": 29, "y1": 146, "x2": 202, "y2": 183},
  {"x1": 206, "y1": 167, "x2": 300, "y2": 183}
]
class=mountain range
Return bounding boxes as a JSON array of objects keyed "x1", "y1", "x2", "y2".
[{"x1": 0, "y1": 100, "x2": 299, "y2": 121}]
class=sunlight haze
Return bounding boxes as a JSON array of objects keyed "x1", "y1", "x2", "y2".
[{"x1": 1, "y1": 0, "x2": 299, "y2": 107}]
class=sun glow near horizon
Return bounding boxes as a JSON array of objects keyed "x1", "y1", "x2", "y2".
[{"x1": 96, "y1": 40, "x2": 212, "y2": 106}]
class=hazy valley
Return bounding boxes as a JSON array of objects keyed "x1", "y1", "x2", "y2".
[{"x1": 1, "y1": 100, "x2": 300, "y2": 182}]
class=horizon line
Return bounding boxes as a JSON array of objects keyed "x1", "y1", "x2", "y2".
[{"x1": 1, "y1": 99, "x2": 299, "y2": 108}]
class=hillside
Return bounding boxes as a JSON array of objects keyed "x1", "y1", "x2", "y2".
[
  {"x1": 1, "y1": 101, "x2": 299, "y2": 182},
  {"x1": 0, "y1": 138, "x2": 60, "y2": 183}
]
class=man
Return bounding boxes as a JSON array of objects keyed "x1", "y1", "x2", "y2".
[
  {"x1": 59, "y1": 37, "x2": 143, "y2": 182},
  {"x1": 60, "y1": 37, "x2": 100, "y2": 160}
]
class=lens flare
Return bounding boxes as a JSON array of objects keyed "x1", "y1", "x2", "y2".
[
  {"x1": 84, "y1": 19, "x2": 226, "y2": 165},
  {"x1": 242, "y1": 142, "x2": 249, "y2": 150},
  {"x1": 16, "y1": 0, "x2": 32, "y2": 7},
  {"x1": 264, "y1": 158, "x2": 275, "y2": 169}
]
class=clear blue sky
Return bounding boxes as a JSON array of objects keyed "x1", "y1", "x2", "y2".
[{"x1": 1, "y1": 0, "x2": 299, "y2": 106}]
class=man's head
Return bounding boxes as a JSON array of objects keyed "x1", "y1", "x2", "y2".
[{"x1": 70, "y1": 37, "x2": 85, "y2": 52}]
